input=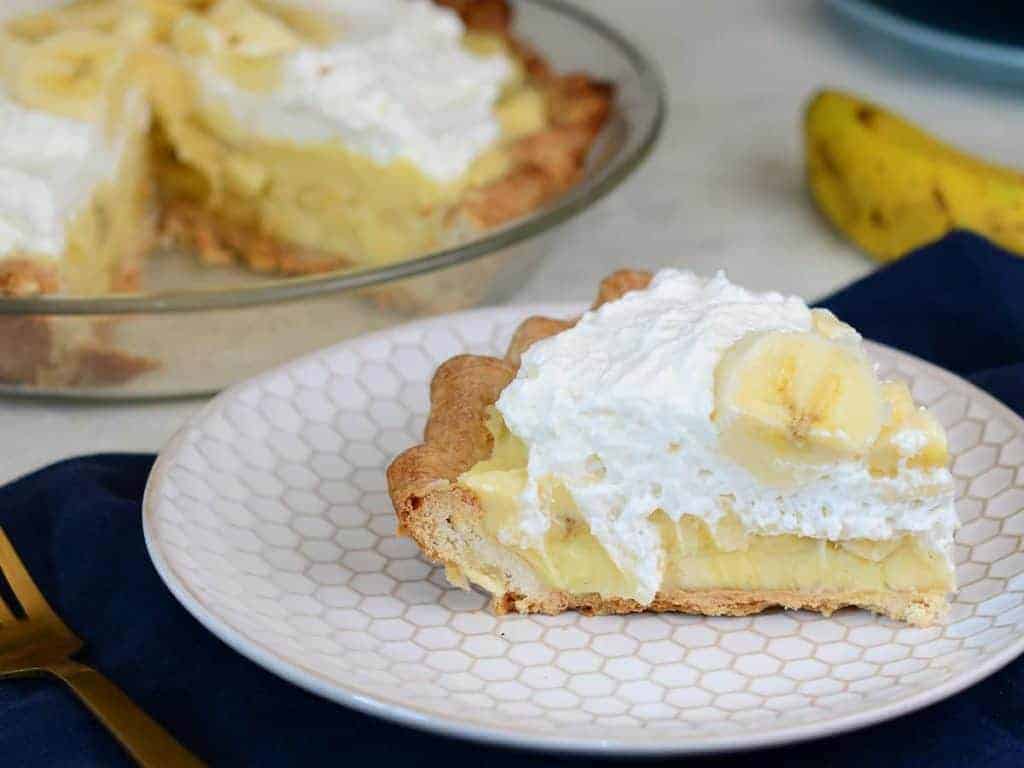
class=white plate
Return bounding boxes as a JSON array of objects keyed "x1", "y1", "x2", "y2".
[{"x1": 143, "y1": 304, "x2": 1024, "y2": 755}]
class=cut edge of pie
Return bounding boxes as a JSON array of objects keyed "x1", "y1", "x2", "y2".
[{"x1": 386, "y1": 270, "x2": 952, "y2": 626}]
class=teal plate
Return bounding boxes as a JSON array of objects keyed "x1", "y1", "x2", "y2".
[{"x1": 829, "y1": 0, "x2": 1024, "y2": 84}]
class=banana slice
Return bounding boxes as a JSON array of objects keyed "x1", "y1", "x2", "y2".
[
  {"x1": 170, "y1": 0, "x2": 302, "y2": 91},
  {"x1": 49, "y1": 0, "x2": 125, "y2": 33},
  {"x1": 869, "y1": 381, "x2": 949, "y2": 476},
  {"x1": 11, "y1": 29, "x2": 124, "y2": 120},
  {"x1": 115, "y1": 8, "x2": 159, "y2": 44},
  {"x1": 715, "y1": 329, "x2": 884, "y2": 484},
  {"x1": 134, "y1": 0, "x2": 210, "y2": 42},
  {"x1": 5, "y1": 0, "x2": 125, "y2": 42},
  {"x1": 170, "y1": 12, "x2": 218, "y2": 57},
  {"x1": 206, "y1": 0, "x2": 302, "y2": 57},
  {"x1": 810, "y1": 308, "x2": 860, "y2": 346}
]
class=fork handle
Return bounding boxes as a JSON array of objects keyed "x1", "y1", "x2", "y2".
[{"x1": 47, "y1": 660, "x2": 205, "y2": 767}]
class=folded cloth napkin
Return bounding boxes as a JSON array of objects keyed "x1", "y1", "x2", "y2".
[{"x1": 2, "y1": 231, "x2": 1024, "y2": 767}]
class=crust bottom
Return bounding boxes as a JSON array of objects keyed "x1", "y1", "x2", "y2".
[
  {"x1": 0, "y1": 259, "x2": 62, "y2": 297},
  {"x1": 0, "y1": 252, "x2": 156, "y2": 386},
  {"x1": 501, "y1": 587, "x2": 948, "y2": 626},
  {"x1": 0, "y1": 315, "x2": 157, "y2": 387},
  {"x1": 159, "y1": 201, "x2": 349, "y2": 277}
]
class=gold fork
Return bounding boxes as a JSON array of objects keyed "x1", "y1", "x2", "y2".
[{"x1": 0, "y1": 527, "x2": 204, "y2": 767}]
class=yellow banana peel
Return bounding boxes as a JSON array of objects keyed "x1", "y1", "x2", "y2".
[{"x1": 805, "y1": 89, "x2": 1024, "y2": 262}]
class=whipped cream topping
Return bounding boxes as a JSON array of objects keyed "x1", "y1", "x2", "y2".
[
  {"x1": 495, "y1": 270, "x2": 958, "y2": 601},
  {"x1": 0, "y1": 86, "x2": 131, "y2": 259},
  {"x1": 196, "y1": 0, "x2": 512, "y2": 182}
]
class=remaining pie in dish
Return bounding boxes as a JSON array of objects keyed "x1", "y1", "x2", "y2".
[
  {"x1": 0, "y1": 14, "x2": 154, "y2": 300},
  {"x1": 0, "y1": 0, "x2": 612, "y2": 384},
  {"x1": 151, "y1": 0, "x2": 612, "y2": 275},
  {"x1": 0, "y1": 10, "x2": 157, "y2": 383},
  {"x1": 388, "y1": 270, "x2": 958, "y2": 626}
]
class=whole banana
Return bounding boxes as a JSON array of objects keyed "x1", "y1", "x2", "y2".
[{"x1": 805, "y1": 89, "x2": 1024, "y2": 262}]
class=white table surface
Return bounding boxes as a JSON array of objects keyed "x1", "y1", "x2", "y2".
[{"x1": 4, "y1": 0, "x2": 1024, "y2": 485}]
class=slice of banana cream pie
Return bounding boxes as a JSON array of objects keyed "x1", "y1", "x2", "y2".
[
  {"x1": 0, "y1": 6, "x2": 157, "y2": 384},
  {"x1": 0, "y1": 10, "x2": 153, "y2": 298},
  {"x1": 388, "y1": 270, "x2": 958, "y2": 626}
]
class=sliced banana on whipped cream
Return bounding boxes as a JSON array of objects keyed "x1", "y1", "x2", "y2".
[
  {"x1": 8, "y1": 29, "x2": 125, "y2": 120},
  {"x1": 714, "y1": 324, "x2": 885, "y2": 484}
]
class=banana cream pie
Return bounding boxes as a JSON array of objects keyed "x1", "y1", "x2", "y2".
[
  {"x1": 0, "y1": 13, "x2": 153, "y2": 297},
  {"x1": 0, "y1": 0, "x2": 611, "y2": 384},
  {"x1": 151, "y1": 0, "x2": 606, "y2": 274},
  {"x1": 388, "y1": 270, "x2": 958, "y2": 626},
  {"x1": 0, "y1": 8, "x2": 158, "y2": 384}
]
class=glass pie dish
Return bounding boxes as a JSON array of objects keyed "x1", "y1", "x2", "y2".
[{"x1": 0, "y1": 0, "x2": 664, "y2": 398}]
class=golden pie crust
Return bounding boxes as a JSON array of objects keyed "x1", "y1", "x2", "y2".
[{"x1": 386, "y1": 270, "x2": 948, "y2": 626}]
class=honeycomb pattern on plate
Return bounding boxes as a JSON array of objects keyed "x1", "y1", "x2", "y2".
[{"x1": 144, "y1": 304, "x2": 1024, "y2": 752}]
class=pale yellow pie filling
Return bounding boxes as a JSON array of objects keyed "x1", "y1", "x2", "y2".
[
  {"x1": 149, "y1": 27, "x2": 548, "y2": 267},
  {"x1": 459, "y1": 411, "x2": 955, "y2": 600},
  {"x1": 60, "y1": 125, "x2": 153, "y2": 295}
]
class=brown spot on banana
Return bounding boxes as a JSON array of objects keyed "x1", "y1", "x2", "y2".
[
  {"x1": 856, "y1": 106, "x2": 878, "y2": 127},
  {"x1": 932, "y1": 187, "x2": 953, "y2": 224},
  {"x1": 814, "y1": 140, "x2": 841, "y2": 177}
]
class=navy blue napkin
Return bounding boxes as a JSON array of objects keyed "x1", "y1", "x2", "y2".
[{"x1": 2, "y1": 231, "x2": 1024, "y2": 767}]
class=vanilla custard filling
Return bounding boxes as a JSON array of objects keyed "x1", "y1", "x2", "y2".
[
  {"x1": 465, "y1": 270, "x2": 958, "y2": 604},
  {"x1": 158, "y1": 0, "x2": 543, "y2": 264},
  {"x1": 461, "y1": 411, "x2": 955, "y2": 601}
]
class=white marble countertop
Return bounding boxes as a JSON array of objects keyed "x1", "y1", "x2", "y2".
[{"x1": 4, "y1": 0, "x2": 1024, "y2": 485}]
